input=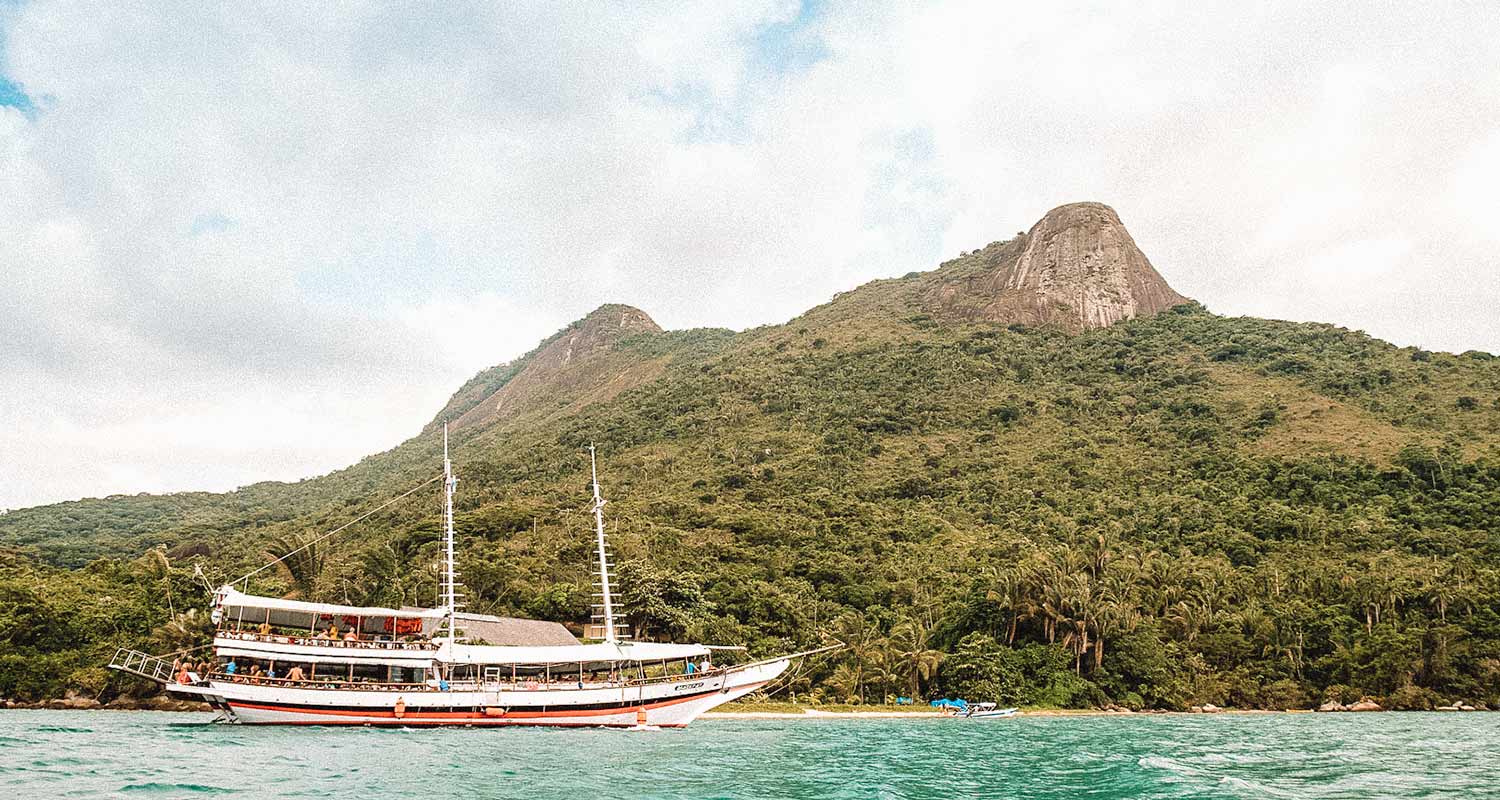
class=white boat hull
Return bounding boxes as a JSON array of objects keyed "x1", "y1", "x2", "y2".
[
  {"x1": 168, "y1": 660, "x2": 787, "y2": 727},
  {"x1": 967, "y1": 708, "x2": 1018, "y2": 718}
]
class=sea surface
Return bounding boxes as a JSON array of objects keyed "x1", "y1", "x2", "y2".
[{"x1": 0, "y1": 710, "x2": 1494, "y2": 799}]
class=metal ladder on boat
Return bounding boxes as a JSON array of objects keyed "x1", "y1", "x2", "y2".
[{"x1": 108, "y1": 648, "x2": 177, "y2": 684}]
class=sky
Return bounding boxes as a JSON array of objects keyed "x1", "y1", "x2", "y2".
[{"x1": 2, "y1": 1, "x2": 1498, "y2": 510}]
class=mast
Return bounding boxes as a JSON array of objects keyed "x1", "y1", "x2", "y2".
[
  {"x1": 589, "y1": 444, "x2": 620, "y2": 643},
  {"x1": 441, "y1": 423, "x2": 463, "y2": 641}
]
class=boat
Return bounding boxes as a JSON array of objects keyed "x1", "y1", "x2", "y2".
[
  {"x1": 929, "y1": 699, "x2": 1018, "y2": 718},
  {"x1": 964, "y1": 702, "x2": 1019, "y2": 719},
  {"x1": 109, "y1": 431, "x2": 824, "y2": 727}
]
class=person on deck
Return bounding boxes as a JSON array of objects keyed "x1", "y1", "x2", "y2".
[
  {"x1": 344, "y1": 628, "x2": 359, "y2": 642},
  {"x1": 699, "y1": 657, "x2": 712, "y2": 674},
  {"x1": 286, "y1": 665, "x2": 305, "y2": 682},
  {"x1": 685, "y1": 660, "x2": 696, "y2": 675},
  {"x1": 225, "y1": 659, "x2": 238, "y2": 675}
]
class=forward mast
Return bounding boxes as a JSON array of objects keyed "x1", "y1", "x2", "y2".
[
  {"x1": 589, "y1": 444, "x2": 624, "y2": 643},
  {"x1": 441, "y1": 423, "x2": 463, "y2": 642}
]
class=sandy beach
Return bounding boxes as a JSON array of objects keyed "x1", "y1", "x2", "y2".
[{"x1": 703, "y1": 707, "x2": 1295, "y2": 719}]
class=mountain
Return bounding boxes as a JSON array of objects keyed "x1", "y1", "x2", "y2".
[{"x1": 3, "y1": 201, "x2": 1499, "y2": 712}]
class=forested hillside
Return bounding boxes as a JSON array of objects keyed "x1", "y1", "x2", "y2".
[{"x1": 4, "y1": 204, "x2": 1499, "y2": 710}]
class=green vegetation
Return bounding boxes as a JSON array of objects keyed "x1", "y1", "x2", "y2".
[{"x1": 3, "y1": 297, "x2": 1499, "y2": 710}]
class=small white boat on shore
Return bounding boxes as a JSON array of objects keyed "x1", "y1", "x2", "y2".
[{"x1": 966, "y1": 703, "x2": 1019, "y2": 718}]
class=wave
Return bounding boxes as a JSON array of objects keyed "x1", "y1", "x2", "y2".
[{"x1": 118, "y1": 782, "x2": 238, "y2": 794}]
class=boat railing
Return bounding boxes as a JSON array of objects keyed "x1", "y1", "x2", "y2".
[
  {"x1": 108, "y1": 648, "x2": 179, "y2": 684},
  {"x1": 626, "y1": 667, "x2": 731, "y2": 688},
  {"x1": 215, "y1": 630, "x2": 437, "y2": 652},
  {"x1": 211, "y1": 673, "x2": 435, "y2": 692},
  {"x1": 474, "y1": 666, "x2": 738, "y2": 692}
]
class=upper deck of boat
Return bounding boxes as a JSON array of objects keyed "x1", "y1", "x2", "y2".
[{"x1": 218, "y1": 629, "x2": 436, "y2": 652}]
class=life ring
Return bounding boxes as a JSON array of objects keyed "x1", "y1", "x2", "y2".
[{"x1": 394, "y1": 698, "x2": 407, "y2": 719}]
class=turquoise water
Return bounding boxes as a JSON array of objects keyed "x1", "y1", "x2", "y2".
[{"x1": 1, "y1": 710, "x2": 1494, "y2": 798}]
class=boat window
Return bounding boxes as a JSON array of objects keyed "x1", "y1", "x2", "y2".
[
  {"x1": 351, "y1": 663, "x2": 384, "y2": 681},
  {"x1": 449, "y1": 665, "x2": 476, "y2": 682}
]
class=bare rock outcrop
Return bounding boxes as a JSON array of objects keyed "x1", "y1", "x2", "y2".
[{"x1": 928, "y1": 202, "x2": 1189, "y2": 331}]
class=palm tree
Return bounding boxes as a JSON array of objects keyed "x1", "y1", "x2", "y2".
[
  {"x1": 152, "y1": 608, "x2": 214, "y2": 653},
  {"x1": 1169, "y1": 599, "x2": 1212, "y2": 644},
  {"x1": 358, "y1": 531, "x2": 437, "y2": 608},
  {"x1": 825, "y1": 663, "x2": 864, "y2": 704},
  {"x1": 1144, "y1": 554, "x2": 1189, "y2": 616},
  {"x1": 1092, "y1": 585, "x2": 1140, "y2": 673},
  {"x1": 263, "y1": 532, "x2": 324, "y2": 600},
  {"x1": 890, "y1": 618, "x2": 943, "y2": 700},
  {"x1": 1058, "y1": 572, "x2": 1096, "y2": 674},
  {"x1": 140, "y1": 547, "x2": 175, "y2": 622},
  {"x1": 829, "y1": 612, "x2": 880, "y2": 704},
  {"x1": 1084, "y1": 531, "x2": 1117, "y2": 579},
  {"x1": 985, "y1": 566, "x2": 1029, "y2": 644},
  {"x1": 865, "y1": 647, "x2": 902, "y2": 704}
]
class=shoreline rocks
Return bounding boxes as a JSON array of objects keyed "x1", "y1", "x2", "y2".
[{"x1": 3, "y1": 695, "x2": 211, "y2": 712}]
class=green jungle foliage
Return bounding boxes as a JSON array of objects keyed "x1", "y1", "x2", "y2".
[{"x1": 3, "y1": 299, "x2": 1500, "y2": 709}]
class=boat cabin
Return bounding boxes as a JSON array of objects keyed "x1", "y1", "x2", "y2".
[{"x1": 204, "y1": 587, "x2": 717, "y2": 691}]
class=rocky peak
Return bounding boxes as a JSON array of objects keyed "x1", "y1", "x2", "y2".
[
  {"x1": 530, "y1": 303, "x2": 661, "y2": 376},
  {"x1": 567, "y1": 304, "x2": 663, "y2": 351},
  {"x1": 928, "y1": 202, "x2": 1189, "y2": 331},
  {"x1": 443, "y1": 304, "x2": 662, "y2": 431}
]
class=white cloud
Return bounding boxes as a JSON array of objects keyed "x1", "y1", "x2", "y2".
[
  {"x1": 1450, "y1": 133, "x2": 1500, "y2": 245},
  {"x1": 1, "y1": 1, "x2": 1498, "y2": 507}
]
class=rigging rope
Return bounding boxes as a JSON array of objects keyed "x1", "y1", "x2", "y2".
[{"x1": 228, "y1": 473, "x2": 443, "y2": 591}]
